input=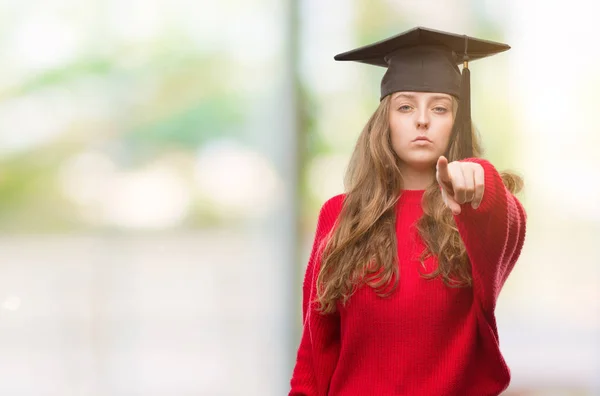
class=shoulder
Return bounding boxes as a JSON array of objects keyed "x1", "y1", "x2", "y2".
[
  {"x1": 321, "y1": 194, "x2": 345, "y2": 213},
  {"x1": 315, "y1": 194, "x2": 346, "y2": 234}
]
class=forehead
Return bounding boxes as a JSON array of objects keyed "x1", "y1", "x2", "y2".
[{"x1": 392, "y1": 91, "x2": 453, "y2": 101}]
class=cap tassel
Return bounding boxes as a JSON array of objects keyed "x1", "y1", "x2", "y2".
[
  {"x1": 458, "y1": 62, "x2": 472, "y2": 157},
  {"x1": 445, "y1": 38, "x2": 473, "y2": 160}
]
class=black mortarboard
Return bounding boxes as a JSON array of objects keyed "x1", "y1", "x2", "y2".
[{"x1": 334, "y1": 27, "x2": 510, "y2": 159}]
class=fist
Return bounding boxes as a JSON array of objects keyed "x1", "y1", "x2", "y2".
[{"x1": 436, "y1": 156, "x2": 485, "y2": 215}]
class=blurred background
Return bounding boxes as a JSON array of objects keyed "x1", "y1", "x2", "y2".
[{"x1": 0, "y1": 0, "x2": 598, "y2": 395}]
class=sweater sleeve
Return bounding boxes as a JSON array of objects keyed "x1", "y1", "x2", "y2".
[
  {"x1": 452, "y1": 158, "x2": 527, "y2": 316},
  {"x1": 289, "y1": 195, "x2": 344, "y2": 396}
]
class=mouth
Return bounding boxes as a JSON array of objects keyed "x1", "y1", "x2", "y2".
[{"x1": 412, "y1": 137, "x2": 432, "y2": 143}]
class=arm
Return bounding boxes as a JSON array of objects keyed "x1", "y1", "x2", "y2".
[
  {"x1": 437, "y1": 157, "x2": 527, "y2": 315},
  {"x1": 289, "y1": 195, "x2": 344, "y2": 396}
]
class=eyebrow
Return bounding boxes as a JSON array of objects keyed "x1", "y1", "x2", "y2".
[
  {"x1": 392, "y1": 93, "x2": 452, "y2": 102},
  {"x1": 392, "y1": 93, "x2": 416, "y2": 100}
]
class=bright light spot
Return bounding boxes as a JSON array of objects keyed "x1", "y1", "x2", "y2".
[
  {"x1": 0, "y1": 90, "x2": 75, "y2": 155},
  {"x1": 58, "y1": 152, "x2": 118, "y2": 206},
  {"x1": 103, "y1": 165, "x2": 192, "y2": 229},
  {"x1": 108, "y1": 0, "x2": 163, "y2": 43},
  {"x1": 307, "y1": 154, "x2": 348, "y2": 203},
  {"x1": 59, "y1": 152, "x2": 192, "y2": 229},
  {"x1": 195, "y1": 140, "x2": 282, "y2": 218},
  {"x1": 2, "y1": 296, "x2": 21, "y2": 311},
  {"x1": 9, "y1": 15, "x2": 80, "y2": 73}
]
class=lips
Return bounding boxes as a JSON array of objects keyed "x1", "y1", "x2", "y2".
[{"x1": 413, "y1": 137, "x2": 432, "y2": 142}]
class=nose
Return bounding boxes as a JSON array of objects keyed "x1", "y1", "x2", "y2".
[{"x1": 416, "y1": 109, "x2": 429, "y2": 129}]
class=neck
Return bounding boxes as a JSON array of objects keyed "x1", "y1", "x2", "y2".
[{"x1": 399, "y1": 164, "x2": 435, "y2": 190}]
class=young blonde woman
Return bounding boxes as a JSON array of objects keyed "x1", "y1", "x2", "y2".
[{"x1": 289, "y1": 27, "x2": 527, "y2": 396}]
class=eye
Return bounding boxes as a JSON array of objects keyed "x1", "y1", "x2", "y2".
[
  {"x1": 398, "y1": 105, "x2": 412, "y2": 112},
  {"x1": 433, "y1": 106, "x2": 448, "y2": 113}
]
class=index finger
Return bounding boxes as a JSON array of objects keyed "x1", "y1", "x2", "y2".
[{"x1": 436, "y1": 156, "x2": 453, "y2": 191}]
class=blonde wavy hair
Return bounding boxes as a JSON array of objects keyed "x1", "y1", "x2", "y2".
[{"x1": 315, "y1": 94, "x2": 523, "y2": 314}]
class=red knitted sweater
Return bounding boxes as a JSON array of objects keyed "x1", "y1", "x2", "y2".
[{"x1": 289, "y1": 158, "x2": 527, "y2": 396}]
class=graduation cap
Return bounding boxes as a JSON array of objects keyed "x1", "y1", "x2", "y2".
[{"x1": 334, "y1": 27, "x2": 510, "y2": 159}]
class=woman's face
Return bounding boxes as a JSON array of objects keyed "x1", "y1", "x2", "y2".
[{"x1": 388, "y1": 91, "x2": 454, "y2": 171}]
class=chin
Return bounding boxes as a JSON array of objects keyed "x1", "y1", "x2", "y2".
[{"x1": 400, "y1": 153, "x2": 439, "y2": 170}]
